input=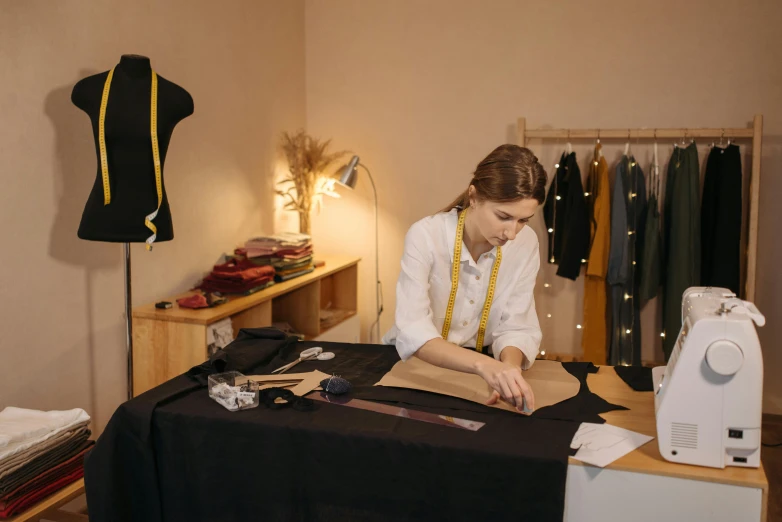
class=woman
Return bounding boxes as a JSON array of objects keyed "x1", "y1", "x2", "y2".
[{"x1": 382, "y1": 144, "x2": 547, "y2": 413}]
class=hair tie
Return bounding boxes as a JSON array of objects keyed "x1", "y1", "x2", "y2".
[
  {"x1": 260, "y1": 387, "x2": 294, "y2": 409},
  {"x1": 259, "y1": 387, "x2": 317, "y2": 411}
]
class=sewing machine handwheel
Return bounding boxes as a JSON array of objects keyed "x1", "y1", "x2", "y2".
[{"x1": 705, "y1": 340, "x2": 744, "y2": 376}]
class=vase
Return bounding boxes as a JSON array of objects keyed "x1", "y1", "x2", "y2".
[{"x1": 298, "y1": 209, "x2": 311, "y2": 235}]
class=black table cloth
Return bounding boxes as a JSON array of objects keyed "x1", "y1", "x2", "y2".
[{"x1": 85, "y1": 328, "x2": 623, "y2": 522}]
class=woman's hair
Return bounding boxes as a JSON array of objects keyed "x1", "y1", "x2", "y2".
[{"x1": 440, "y1": 144, "x2": 547, "y2": 213}]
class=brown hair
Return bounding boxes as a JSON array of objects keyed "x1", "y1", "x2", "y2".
[{"x1": 440, "y1": 144, "x2": 547, "y2": 213}]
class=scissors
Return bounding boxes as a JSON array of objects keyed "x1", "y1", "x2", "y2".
[{"x1": 271, "y1": 346, "x2": 335, "y2": 374}]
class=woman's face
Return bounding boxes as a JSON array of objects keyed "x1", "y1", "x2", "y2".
[{"x1": 469, "y1": 190, "x2": 539, "y2": 247}]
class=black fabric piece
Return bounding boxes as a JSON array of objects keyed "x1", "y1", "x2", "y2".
[
  {"x1": 544, "y1": 151, "x2": 590, "y2": 280},
  {"x1": 614, "y1": 365, "x2": 654, "y2": 392},
  {"x1": 84, "y1": 327, "x2": 297, "y2": 522},
  {"x1": 701, "y1": 144, "x2": 742, "y2": 295},
  {"x1": 85, "y1": 338, "x2": 624, "y2": 522},
  {"x1": 532, "y1": 362, "x2": 628, "y2": 424},
  {"x1": 0, "y1": 432, "x2": 92, "y2": 495}
]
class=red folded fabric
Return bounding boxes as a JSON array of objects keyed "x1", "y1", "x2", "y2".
[
  {"x1": 210, "y1": 266, "x2": 275, "y2": 283},
  {"x1": 176, "y1": 294, "x2": 209, "y2": 309},
  {"x1": 198, "y1": 276, "x2": 273, "y2": 294},
  {"x1": 0, "y1": 468, "x2": 83, "y2": 519},
  {"x1": 212, "y1": 259, "x2": 275, "y2": 274},
  {"x1": 0, "y1": 446, "x2": 90, "y2": 509}
]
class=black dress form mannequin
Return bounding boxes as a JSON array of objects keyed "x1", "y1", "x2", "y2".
[{"x1": 71, "y1": 54, "x2": 194, "y2": 244}]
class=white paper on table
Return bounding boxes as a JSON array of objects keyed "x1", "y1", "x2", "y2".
[{"x1": 570, "y1": 422, "x2": 654, "y2": 468}]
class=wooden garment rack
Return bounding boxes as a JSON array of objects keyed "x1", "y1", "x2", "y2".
[{"x1": 518, "y1": 114, "x2": 764, "y2": 302}]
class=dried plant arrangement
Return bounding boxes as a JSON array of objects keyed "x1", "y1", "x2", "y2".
[{"x1": 277, "y1": 130, "x2": 348, "y2": 234}]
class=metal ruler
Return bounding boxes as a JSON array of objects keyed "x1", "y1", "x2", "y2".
[{"x1": 310, "y1": 392, "x2": 485, "y2": 431}]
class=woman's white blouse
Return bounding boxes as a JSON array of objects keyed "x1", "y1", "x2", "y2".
[{"x1": 382, "y1": 208, "x2": 542, "y2": 369}]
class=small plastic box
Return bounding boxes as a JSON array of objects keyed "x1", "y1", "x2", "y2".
[{"x1": 208, "y1": 371, "x2": 259, "y2": 411}]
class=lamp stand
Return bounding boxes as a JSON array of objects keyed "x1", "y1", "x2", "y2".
[{"x1": 360, "y1": 163, "x2": 383, "y2": 343}]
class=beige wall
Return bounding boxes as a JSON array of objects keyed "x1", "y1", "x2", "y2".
[
  {"x1": 0, "y1": 0, "x2": 305, "y2": 433},
  {"x1": 304, "y1": 0, "x2": 782, "y2": 413}
]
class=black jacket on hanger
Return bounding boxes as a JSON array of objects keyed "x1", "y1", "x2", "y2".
[
  {"x1": 701, "y1": 144, "x2": 742, "y2": 295},
  {"x1": 544, "y1": 152, "x2": 590, "y2": 280}
]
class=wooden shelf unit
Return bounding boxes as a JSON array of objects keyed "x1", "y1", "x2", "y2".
[{"x1": 131, "y1": 256, "x2": 360, "y2": 396}]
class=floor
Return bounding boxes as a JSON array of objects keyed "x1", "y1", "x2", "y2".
[{"x1": 764, "y1": 414, "x2": 782, "y2": 522}]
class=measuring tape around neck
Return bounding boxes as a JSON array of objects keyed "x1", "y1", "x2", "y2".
[
  {"x1": 98, "y1": 68, "x2": 163, "y2": 251},
  {"x1": 441, "y1": 208, "x2": 502, "y2": 353}
]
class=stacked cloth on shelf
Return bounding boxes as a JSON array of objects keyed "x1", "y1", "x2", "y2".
[
  {"x1": 0, "y1": 407, "x2": 93, "y2": 519},
  {"x1": 197, "y1": 258, "x2": 276, "y2": 295},
  {"x1": 235, "y1": 232, "x2": 315, "y2": 282}
]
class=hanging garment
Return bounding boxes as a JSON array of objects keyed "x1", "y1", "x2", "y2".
[
  {"x1": 701, "y1": 144, "x2": 742, "y2": 295},
  {"x1": 543, "y1": 152, "x2": 590, "y2": 280},
  {"x1": 607, "y1": 156, "x2": 647, "y2": 366},
  {"x1": 582, "y1": 144, "x2": 611, "y2": 364},
  {"x1": 662, "y1": 142, "x2": 701, "y2": 359},
  {"x1": 639, "y1": 152, "x2": 662, "y2": 302}
]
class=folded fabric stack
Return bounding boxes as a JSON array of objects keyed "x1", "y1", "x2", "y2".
[
  {"x1": 236, "y1": 232, "x2": 315, "y2": 283},
  {"x1": 197, "y1": 259, "x2": 276, "y2": 295},
  {"x1": 0, "y1": 407, "x2": 93, "y2": 519}
]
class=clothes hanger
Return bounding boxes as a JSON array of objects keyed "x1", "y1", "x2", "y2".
[
  {"x1": 565, "y1": 129, "x2": 573, "y2": 155},
  {"x1": 624, "y1": 129, "x2": 631, "y2": 157}
]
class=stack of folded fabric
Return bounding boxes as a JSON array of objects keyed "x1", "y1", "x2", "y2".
[
  {"x1": 0, "y1": 407, "x2": 93, "y2": 519},
  {"x1": 197, "y1": 258, "x2": 276, "y2": 295},
  {"x1": 235, "y1": 232, "x2": 315, "y2": 283}
]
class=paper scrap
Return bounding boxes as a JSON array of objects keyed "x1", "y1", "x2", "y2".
[
  {"x1": 570, "y1": 422, "x2": 654, "y2": 468},
  {"x1": 239, "y1": 370, "x2": 330, "y2": 398}
]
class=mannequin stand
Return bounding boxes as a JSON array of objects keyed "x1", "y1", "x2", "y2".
[{"x1": 124, "y1": 243, "x2": 133, "y2": 400}]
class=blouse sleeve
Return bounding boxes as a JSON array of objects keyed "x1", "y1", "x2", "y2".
[
  {"x1": 393, "y1": 222, "x2": 443, "y2": 360},
  {"x1": 490, "y1": 235, "x2": 542, "y2": 369}
]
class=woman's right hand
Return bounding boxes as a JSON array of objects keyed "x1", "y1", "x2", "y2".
[{"x1": 475, "y1": 358, "x2": 535, "y2": 413}]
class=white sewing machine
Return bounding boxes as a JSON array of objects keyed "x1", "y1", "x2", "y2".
[{"x1": 654, "y1": 286, "x2": 765, "y2": 469}]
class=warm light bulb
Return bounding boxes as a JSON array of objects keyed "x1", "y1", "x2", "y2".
[
  {"x1": 581, "y1": 258, "x2": 587, "y2": 263},
  {"x1": 555, "y1": 163, "x2": 560, "y2": 168},
  {"x1": 541, "y1": 350, "x2": 546, "y2": 355},
  {"x1": 543, "y1": 283, "x2": 551, "y2": 288},
  {"x1": 593, "y1": 161, "x2": 598, "y2": 166},
  {"x1": 584, "y1": 192, "x2": 590, "y2": 196},
  {"x1": 660, "y1": 332, "x2": 666, "y2": 338},
  {"x1": 576, "y1": 324, "x2": 582, "y2": 329},
  {"x1": 624, "y1": 293, "x2": 631, "y2": 300},
  {"x1": 631, "y1": 162, "x2": 636, "y2": 167},
  {"x1": 632, "y1": 261, "x2": 636, "y2": 265},
  {"x1": 628, "y1": 231, "x2": 634, "y2": 235},
  {"x1": 626, "y1": 329, "x2": 631, "y2": 334},
  {"x1": 556, "y1": 195, "x2": 562, "y2": 201},
  {"x1": 548, "y1": 228, "x2": 554, "y2": 233},
  {"x1": 547, "y1": 314, "x2": 552, "y2": 318},
  {"x1": 550, "y1": 257, "x2": 555, "y2": 262},
  {"x1": 631, "y1": 193, "x2": 637, "y2": 198}
]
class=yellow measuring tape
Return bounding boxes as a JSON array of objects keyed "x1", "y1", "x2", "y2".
[
  {"x1": 441, "y1": 208, "x2": 502, "y2": 353},
  {"x1": 98, "y1": 68, "x2": 163, "y2": 251}
]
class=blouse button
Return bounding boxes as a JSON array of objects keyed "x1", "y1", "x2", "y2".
[
  {"x1": 469, "y1": 299, "x2": 475, "y2": 305},
  {"x1": 463, "y1": 320, "x2": 468, "y2": 326},
  {"x1": 475, "y1": 275, "x2": 480, "y2": 280}
]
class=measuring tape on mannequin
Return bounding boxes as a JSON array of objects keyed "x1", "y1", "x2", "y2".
[
  {"x1": 98, "y1": 68, "x2": 163, "y2": 251},
  {"x1": 441, "y1": 208, "x2": 502, "y2": 353}
]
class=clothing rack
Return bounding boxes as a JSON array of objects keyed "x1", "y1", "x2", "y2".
[{"x1": 518, "y1": 114, "x2": 763, "y2": 302}]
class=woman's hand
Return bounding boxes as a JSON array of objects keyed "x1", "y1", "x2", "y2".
[{"x1": 475, "y1": 358, "x2": 535, "y2": 413}]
